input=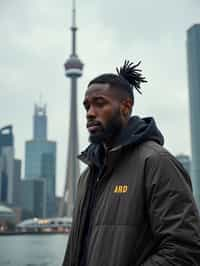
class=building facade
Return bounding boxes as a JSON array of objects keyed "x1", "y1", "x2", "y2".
[
  {"x1": 20, "y1": 179, "x2": 47, "y2": 218},
  {"x1": 24, "y1": 104, "x2": 56, "y2": 217},
  {"x1": 41, "y1": 152, "x2": 56, "y2": 216},
  {"x1": 0, "y1": 126, "x2": 14, "y2": 204},
  {"x1": 12, "y1": 159, "x2": 22, "y2": 205},
  {"x1": 187, "y1": 24, "x2": 200, "y2": 208}
]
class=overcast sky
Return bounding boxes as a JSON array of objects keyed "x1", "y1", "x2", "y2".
[{"x1": 0, "y1": 0, "x2": 200, "y2": 196}]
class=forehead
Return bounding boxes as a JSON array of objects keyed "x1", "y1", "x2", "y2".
[{"x1": 84, "y1": 83, "x2": 115, "y2": 99}]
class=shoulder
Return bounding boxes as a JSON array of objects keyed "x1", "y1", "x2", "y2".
[
  {"x1": 140, "y1": 141, "x2": 192, "y2": 190},
  {"x1": 137, "y1": 140, "x2": 170, "y2": 159},
  {"x1": 138, "y1": 141, "x2": 185, "y2": 170}
]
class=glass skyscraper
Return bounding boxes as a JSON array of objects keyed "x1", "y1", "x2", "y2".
[
  {"x1": 25, "y1": 104, "x2": 56, "y2": 217},
  {"x1": 187, "y1": 24, "x2": 200, "y2": 208},
  {"x1": 20, "y1": 178, "x2": 47, "y2": 218},
  {"x1": 0, "y1": 126, "x2": 14, "y2": 204}
]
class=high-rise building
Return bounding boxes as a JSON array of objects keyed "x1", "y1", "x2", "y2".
[
  {"x1": 41, "y1": 153, "x2": 56, "y2": 217},
  {"x1": 12, "y1": 159, "x2": 22, "y2": 205},
  {"x1": 176, "y1": 154, "x2": 191, "y2": 176},
  {"x1": 24, "y1": 104, "x2": 56, "y2": 217},
  {"x1": 0, "y1": 126, "x2": 14, "y2": 204},
  {"x1": 33, "y1": 104, "x2": 47, "y2": 140},
  {"x1": 20, "y1": 179, "x2": 47, "y2": 218},
  {"x1": 59, "y1": 0, "x2": 84, "y2": 217},
  {"x1": 187, "y1": 24, "x2": 200, "y2": 208}
]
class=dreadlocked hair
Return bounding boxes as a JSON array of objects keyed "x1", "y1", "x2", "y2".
[
  {"x1": 88, "y1": 60, "x2": 147, "y2": 104},
  {"x1": 116, "y1": 60, "x2": 147, "y2": 95}
]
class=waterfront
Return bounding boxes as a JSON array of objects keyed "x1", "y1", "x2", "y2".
[{"x1": 0, "y1": 234, "x2": 68, "y2": 266}]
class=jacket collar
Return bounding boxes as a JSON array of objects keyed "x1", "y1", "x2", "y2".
[{"x1": 78, "y1": 116, "x2": 164, "y2": 167}]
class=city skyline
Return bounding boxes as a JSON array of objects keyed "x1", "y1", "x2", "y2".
[{"x1": 0, "y1": 0, "x2": 200, "y2": 196}]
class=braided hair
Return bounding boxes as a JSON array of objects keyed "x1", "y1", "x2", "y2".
[{"x1": 88, "y1": 60, "x2": 147, "y2": 104}]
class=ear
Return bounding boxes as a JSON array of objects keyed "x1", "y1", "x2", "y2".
[{"x1": 120, "y1": 97, "x2": 133, "y2": 117}]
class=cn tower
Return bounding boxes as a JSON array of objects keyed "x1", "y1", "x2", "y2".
[{"x1": 59, "y1": 0, "x2": 84, "y2": 217}]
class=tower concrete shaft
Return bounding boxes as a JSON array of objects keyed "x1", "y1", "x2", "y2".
[{"x1": 59, "y1": 0, "x2": 83, "y2": 217}]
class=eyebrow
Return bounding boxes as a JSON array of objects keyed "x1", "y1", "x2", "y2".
[{"x1": 83, "y1": 95, "x2": 109, "y2": 106}]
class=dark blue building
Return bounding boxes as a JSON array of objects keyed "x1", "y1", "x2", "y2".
[{"x1": 0, "y1": 126, "x2": 14, "y2": 204}]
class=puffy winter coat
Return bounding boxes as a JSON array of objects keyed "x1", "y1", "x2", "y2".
[{"x1": 63, "y1": 117, "x2": 200, "y2": 266}]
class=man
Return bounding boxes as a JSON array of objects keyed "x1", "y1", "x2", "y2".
[{"x1": 63, "y1": 60, "x2": 200, "y2": 266}]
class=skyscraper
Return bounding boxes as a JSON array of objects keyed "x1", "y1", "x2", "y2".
[
  {"x1": 25, "y1": 104, "x2": 56, "y2": 217},
  {"x1": 187, "y1": 24, "x2": 200, "y2": 208},
  {"x1": 59, "y1": 0, "x2": 84, "y2": 217},
  {"x1": 0, "y1": 126, "x2": 14, "y2": 204},
  {"x1": 20, "y1": 178, "x2": 47, "y2": 218},
  {"x1": 33, "y1": 103, "x2": 47, "y2": 140},
  {"x1": 41, "y1": 153, "x2": 56, "y2": 217},
  {"x1": 12, "y1": 159, "x2": 22, "y2": 205}
]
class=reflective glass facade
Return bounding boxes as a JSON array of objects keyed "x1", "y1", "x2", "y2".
[
  {"x1": 25, "y1": 140, "x2": 56, "y2": 179},
  {"x1": 0, "y1": 126, "x2": 14, "y2": 204},
  {"x1": 20, "y1": 179, "x2": 46, "y2": 218},
  {"x1": 187, "y1": 24, "x2": 200, "y2": 208},
  {"x1": 24, "y1": 104, "x2": 57, "y2": 217}
]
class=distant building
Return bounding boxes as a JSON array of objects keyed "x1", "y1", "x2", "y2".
[
  {"x1": 24, "y1": 104, "x2": 56, "y2": 217},
  {"x1": 12, "y1": 159, "x2": 21, "y2": 205},
  {"x1": 187, "y1": 24, "x2": 200, "y2": 207},
  {"x1": 0, "y1": 204, "x2": 16, "y2": 231},
  {"x1": 0, "y1": 126, "x2": 14, "y2": 204},
  {"x1": 41, "y1": 153, "x2": 56, "y2": 217},
  {"x1": 20, "y1": 179, "x2": 47, "y2": 218},
  {"x1": 176, "y1": 154, "x2": 191, "y2": 176}
]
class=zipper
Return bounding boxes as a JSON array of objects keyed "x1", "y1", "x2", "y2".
[
  {"x1": 76, "y1": 151, "x2": 116, "y2": 265},
  {"x1": 74, "y1": 168, "x2": 93, "y2": 266},
  {"x1": 81, "y1": 167, "x2": 107, "y2": 265}
]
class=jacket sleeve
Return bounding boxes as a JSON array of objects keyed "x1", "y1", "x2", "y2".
[
  {"x1": 142, "y1": 152, "x2": 200, "y2": 266},
  {"x1": 62, "y1": 168, "x2": 89, "y2": 266},
  {"x1": 62, "y1": 232, "x2": 72, "y2": 266}
]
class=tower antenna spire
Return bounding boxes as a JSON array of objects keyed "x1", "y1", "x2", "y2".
[
  {"x1": 72, "y1": 0, "x2": 76, "y2": 28},
  {"x1": 71, "y1": 0, "x2": 77, "y2": 55}
]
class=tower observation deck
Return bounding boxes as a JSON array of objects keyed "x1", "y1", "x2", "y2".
[{"x1": 59, "y1": 0, "x2": 84, "y2": 217}]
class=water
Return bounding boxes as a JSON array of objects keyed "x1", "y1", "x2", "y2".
[{"x1": 0, "y1": 234, "x2": 68, "y2": 266}]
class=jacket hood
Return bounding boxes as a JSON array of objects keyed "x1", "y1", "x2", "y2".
[
  {"x1": 78, "y1": 116, "x2": 164, "y2": 166},
  {"x1": 115, "y1": 116, "x2": 164, "y2": 147}
]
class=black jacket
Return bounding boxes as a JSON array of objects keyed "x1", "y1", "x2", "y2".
[{"x1": 63, "y1": 116, "x2": 200, "y2": 266}]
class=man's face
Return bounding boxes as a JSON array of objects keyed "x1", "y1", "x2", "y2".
[{"x1": 83, "y1": 83, "x2": 123, "y2": 144}]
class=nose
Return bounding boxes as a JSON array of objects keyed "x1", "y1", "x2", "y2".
[{"x1": 86, "y1": 105, "x2": 96, "y2": 120}]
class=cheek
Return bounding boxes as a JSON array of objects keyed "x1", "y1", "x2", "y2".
[
  {"x1": 96, "y1": 108, "x2": 113, "y2": 126},
  {"x1": 101, "y1": 107, "x2": 120, "y2": 127}
]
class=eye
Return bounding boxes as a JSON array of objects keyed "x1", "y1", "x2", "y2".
[{"x1": 95, "y1": 99, "x2": 106, "y2": 106}]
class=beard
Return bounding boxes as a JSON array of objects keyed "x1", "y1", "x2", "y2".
[{"x1": 89, "y1": 108, "x2": 123, "y2": 145}]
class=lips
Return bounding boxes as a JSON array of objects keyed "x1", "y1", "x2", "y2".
[{"x1": 87, "y1": 121, "x2": 102, "y2": 133}]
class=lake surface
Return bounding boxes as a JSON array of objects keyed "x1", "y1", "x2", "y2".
[{"x1": 0, "y1": 234, "x2": 68, "y2": 266}]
